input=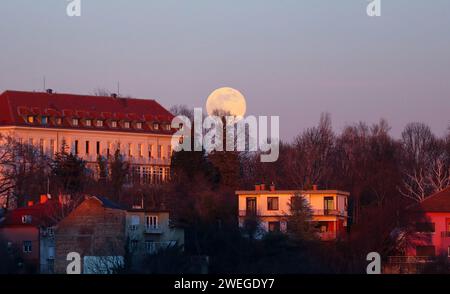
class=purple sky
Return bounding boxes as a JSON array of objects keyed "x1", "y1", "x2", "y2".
[{"x1": 0, "y1": 0, "x2": 449, "y2": 141}]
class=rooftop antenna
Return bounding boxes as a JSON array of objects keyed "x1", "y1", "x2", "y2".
[
  {"x1": 43, "y1": 76, "x2": 46, "y2": 91},
  {"x1": 117, "y1": 81, "x2": 120, "y2": 97}
]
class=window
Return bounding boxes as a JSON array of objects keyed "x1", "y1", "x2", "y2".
[
  {"x1": 47, "y1": 227, "x2": 54, "y2": 237},
  {"x1": 41, "y1": 116, "x2": 48, "y2": 125},
  {"x1": 130, "y1": 240, "x2": 139, "y2": 252},
  {"x1": 74, "y1": 140, "x2": 79, "y2": 155},
  {"x1": 448, "y1": 246, "x2": 450, "y2": 258},
  {"x1": 142, "y1": 166, "x2": 151, "y2": 184},
  {"x1": 152, "y1": 167, "x2": 164, "y2": 184},
  {"x1": 23, "y1": 241, "x2": 32, "y2": 253},
  {"x1": 324, "y1": 196, "x2": 334, "y2": 214},
  {"x1": 157, "y1": 145, "x2": 162, "y2": 158},
  {"x1": 146, "y1": 215, "x2": 159, "y2": 229},
  {"x1": 136, "y1": 122, "x2": 143, "y2": 129},
  {"x1": 267, "y1": 197, "x2": 279, "y2": 210},
  {"x1": 130, "y1": 215, "x2": 140, "y2": 231},
  {"x1": 50, "y1": 139, "x2": 55, "y2": 155},
  {"x1": 128, "y1": 143, "x2": 132, "y2": 157},
  {"x1": 124, "y1": 121, "x2": 130, "y2": 128},
  {"x1": 55, "y1": 117, "x2": 62, "y2": 125},
  {"x1": 96, "y1": 141, "x2": 100, "y2": 155},
  {"x1": 268, "y1": 221, "x2": 281, "y2": 232},
  {"x1": 111, "y1": 121, "x2": 118, "y2": 128},
  {"x1": 138, "y1": 144, "x2": 143, "y2": 157},
  {"x1": 48, "y1": 246, "x2": 55, "y2": 259},
  {"x1": 246, "y1": 197, "x2": 257, "y2": 216},
  {"x1": 145, "y1": 241, "x2": 156, "y2": 254},
  {"x1": 148, "y1": 145, "x2": 153, "y2": 158},
  {"x1": 165, "y1": 124, "x2": 171, "y2": 131},
  {"x1": 39, "y1": 139, "x2": 44, "y2": 154},
  {"x1": 85, "y1": 119, "x2": 92, "y2": 127},
  {"x1": 22, "y1": 215, "x2": 32, "y2": 224},
  {"x1": 72, "y1": 118, "x2": 79, "y2": 126},
  {"x1": 167, "y1": 145, "x2": 172, "y2": 158},
  {"x1": 153, "y1": 123, "x2": 159, "y2": 130},
  {"x1": 416, "y1": 246, "x2": 435, "y2": 257},
  {"x1": 85, "y1": 141, "x2": 90, "y2": 154},
  {"x1": 27, "y1": 115, "x2": 34, "y2": 123},
  {"x1": 29, "y1": 138, "x2": 34, "y2": 145},
  {"x1": 415, "y1": 222, "x2": 435, "y2": 233},
  {"x1": 96, "y1": 120, "x2": 103, "y2": 127}
]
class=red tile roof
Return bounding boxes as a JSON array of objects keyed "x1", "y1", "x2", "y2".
[
  {"x1": 0, "y1": 90, "x2": 175, "y2": 135},
  {"x1": 416, "y1": 187, "x2": 450, "y2": 212},
  {"x1": 1, "y1": 201, "x2": 62, "y2": 227}
]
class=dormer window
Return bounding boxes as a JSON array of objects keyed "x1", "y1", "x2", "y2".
[
  {"x1": 72, "y1": 118, "x2": 79, "y2": 126},
  {"x1": 96, "y1": 120, "x2": 104, "y2": 127},
  {"x1": 27, "y1": 115, "x2": 35, "y2": 124},
  {"x1": 111, "y1": 121, "x2": 118, "y2": 128},
  {"x1": 153, "y1": 123, "x2": 159, "y2": 130},
  {"x1": 124, "y1": 121, "x2": 130, "y2": 129},
  {"x1": 136, "y1": 122, "x2": 143, "y2": 129},
  {"x1": 164, "y1": 124, "x2": 171, "y2": 131},
  {"x1": 22, "y1": 215, "x2": 32, "y2": 224},
  {"x1": 41, "y1": 116, "x2": 48, "y2": 125},
  {"x1": 85, "y1": 119, "x2": 92, "y2": 127},
  {"x1": 55, "y1": 117, "x2": 62, "y2": 125}
]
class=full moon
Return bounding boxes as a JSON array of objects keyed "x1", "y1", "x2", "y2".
[{"x1": 206, "y1": 87, "x2": 247, "y2": 117}]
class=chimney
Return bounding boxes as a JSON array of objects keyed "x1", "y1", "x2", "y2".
[
  {"x1": 260, "y1": 184, "x2": 266, "y2": 191},
  {"x1": 46, "y1": 89, "x2": 53, "y2": 94},
  {"x1": 40, "y1": 194, "x2": 48, "y2": 204},
  {"x1": 27, "y1": 200, "x2": 34, "y2": 207},
  {"x1": 255, "y1": 184, "x2": 261, "y2": 191},
  {"x1": 270, "y1": 182, "x2": 276, "y2": 191},
  {"x1": 312, "y1": 184, "x2": 318, "y2": 191}
]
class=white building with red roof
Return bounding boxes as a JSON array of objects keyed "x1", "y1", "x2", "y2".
[{"x1": 0, "y1": 89, "x2": 175, "y2": 185}]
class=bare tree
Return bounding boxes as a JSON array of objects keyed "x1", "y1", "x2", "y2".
[
  {"x1": 428, "y1": 157, "x2": 450, "y2": 192},
  {"x1": 399, "y1": 168, "x2": 428, "y2": 202},
  {"x1": 289, "y1": 113, "x2": 335, "y2": 188}
]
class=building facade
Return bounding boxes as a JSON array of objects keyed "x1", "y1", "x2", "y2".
[
  {"x1": 54, "y1": 196, "x2": 126, "y2": 274},
  {"x1": 126, "y1": 208, "x2": 184, "y2": 270},
  {"x1": 236, "y1": 184, "x2": 349, "y2": 240},
  {"x1": 0, "y1": 195, "x2": 58, "y2": 273},
  {"x1": 0, "y1": 90, "x2": 175, "y2": 185},
  {"x1": 402, "y1": 187, "x2": 450, "y2": 259},
  {"x1": 384, "y1": 187, "x2": 450, "y2": 273}
]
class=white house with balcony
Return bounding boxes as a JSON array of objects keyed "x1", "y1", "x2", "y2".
[{"x1": 236, "y1": 184, "x2": 349, "y2": 240}]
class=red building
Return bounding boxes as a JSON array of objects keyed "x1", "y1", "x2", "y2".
[
  {"x1": 408, "y1": 187, "x2": 450, "y2": 258},
  {"x1": 0, "y1": 195, "x2": 60, "y2": 273}
]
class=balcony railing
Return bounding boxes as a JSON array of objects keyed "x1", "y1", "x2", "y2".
[
  {"x1": 239, "y1": 209, "x2": 347, "y2": 217},
  {"x1": 81, "y1": 154, "x2": 170, "y2": 165},
  {"x1": 144, "y1": 226, "x2": 163, "y2": 234},
  {"x1": 317, "y1": 231, "x2": 337, "y2": 241},
  {"x1": 441, "y1": 231, "x2": 450, "y2": 238},
  {"x1": 239, "y1": 210, "x2": 260, "y2": 217},
  {"x1": 312, "y1": 209, "x2": 347, "y2": 217}
]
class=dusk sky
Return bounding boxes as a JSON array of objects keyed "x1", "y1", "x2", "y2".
[{"x1": 0, "y1": 0, "x2": 449, "y2": 141}]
